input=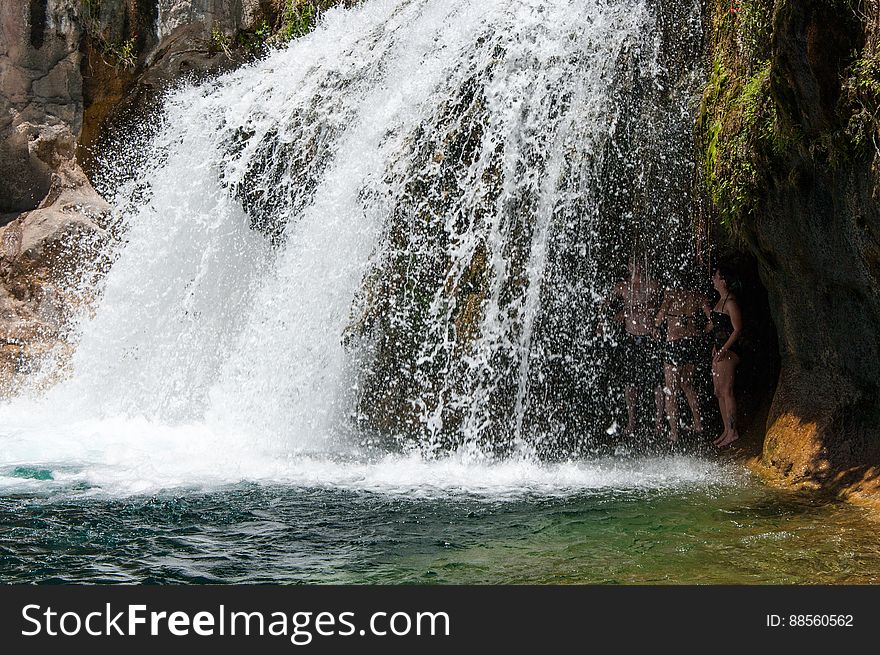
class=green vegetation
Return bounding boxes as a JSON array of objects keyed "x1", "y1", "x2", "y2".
[
  {"x1": 698, "y1": 1, "x2": 779, "y2": 240},
  {"x1": 215, "y1": 2, "x2": 356, "y2": 56},
  {"x1": 281, "y1": 0, "x2": 321, "y2": 40},
  {"x1": 80, "y1": 1, "x2": 355, "y2": 68},
  {"x1": 235, "y1": 20, "x2": 274, "y2": 53},
  {"x1": 210, "y1": 27, "x2": 234, "y2": 56},
  {"x1": 106, "y1": 37, "x2": 137, "y2": 69},
  {"x1": 81, "y1": 0, "x2": 138, "y2": 70},
  {"x1": 698, "y1": 0, "x2": 877, "y2": 240},
  {"x1": 842, "y1": 50, "x2": 880, "y2": 156},
  {"x1": 279, "y1": 1, "x2": 356, "y2": 41}
]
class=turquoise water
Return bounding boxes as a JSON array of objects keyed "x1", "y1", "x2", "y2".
[{"x1": 2, "y1": 461, "x2": 878, "y2": 584}]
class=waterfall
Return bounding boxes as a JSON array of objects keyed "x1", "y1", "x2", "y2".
[{"x1": 1, "y1": 0, "x2": 706, "y2": 485}]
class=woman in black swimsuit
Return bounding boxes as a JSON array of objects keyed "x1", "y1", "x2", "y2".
[{"x1": 709, "y1": 267, "x2": 743, "y2": 448}]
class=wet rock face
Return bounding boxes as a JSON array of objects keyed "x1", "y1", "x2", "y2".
[
  {"x1": 771, "y1": 2, "x2": 856, "y2": 137},
  {"x1": 757, "y1": 160, "x2": 880, "y2": 486},
  {"x1": 0, "y1": 179, "x2": 109, "y2": 394},
  {"x1": 79, "y1": 1, "x2": 281, "y2": 168},
  {"x1": 1, "y1": 1, "x2": 112, "y2": 389},
  {"x1": 0, "y1": 0, "x2": 83, "y2": 214},
  {"x1": 2, "y1": 1, "x2": 282, "y2": 216},
  {"x1": 1, "y1": 1, "x2": 352, "y2": 394},
  {"x1": 158, "y1": 0, "x2": 270, "y2": 37},
  {"x1": 745, "y1": 2, "x2": 880, "y2": 491}
]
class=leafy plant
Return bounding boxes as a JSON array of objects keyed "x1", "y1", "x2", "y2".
[
  {"x1": 107, "y1": 38, "x2": 137, "y2": 69},
  {"x1": 81, "y1": 0, "x2": 138, "y2": 70},
  {"x1": 211, "y1": 28, "x2": 233, "y2": 57},
  {"x1": 236, "y1": 20, "x2": 273, "y2": 53},
  {"x1": 281, "y1": 1, "x2": 321, "y2": 41},
  {"x1": 842, "y1": 51, "x2": 880, "y2": 156},
  {"x1": 279, "y1": 1, "x2": 360, "y2": 42}
]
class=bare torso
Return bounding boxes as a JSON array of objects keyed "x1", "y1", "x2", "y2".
[
  {"x1": 657, "y1": 288, "x2": 708, "y2": 341},
  {"x1": 614, "y1": 272, "x2": 660, "y2": 336}
]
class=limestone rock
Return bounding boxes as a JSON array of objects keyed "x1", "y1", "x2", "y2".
[
  {"x1": 0, "y1": 177, "x2": 108, "y2": 393},
  {"x1": 0, "y1": 0, "x2": 83, "y2": 213},
  {"x1": 1, "y1": 0, "x2": 273, "y2": 394},
  {"x1": 0, "y1": 1, "x2": 349, "y2": 395}
]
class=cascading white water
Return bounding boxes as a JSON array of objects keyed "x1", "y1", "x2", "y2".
[
  {"x1": 0, "y1": 0, "x2": 717, "y2": 497},
  {"x1": 340, "y1": 0, "x2": 705, "y2": 455}
]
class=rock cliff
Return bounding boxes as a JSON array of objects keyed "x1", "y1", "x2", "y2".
[{"x1": 700, "y1": 0, "x2": 880, "y2": 500}]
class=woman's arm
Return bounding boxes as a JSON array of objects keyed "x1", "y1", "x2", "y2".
[
  {"x1": 654, "y1": 292, "x2": 670, "y2": 328},
  {"x1": 596, "y1": 284, "x2": 624, "y2": 335},
  {"x1": 702, "y1": 297, "x2": 714, "y2": 333}
]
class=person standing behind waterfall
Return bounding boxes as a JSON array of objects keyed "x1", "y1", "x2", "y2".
[
  {"x1": 654, "y1": 280, "x2": 712, "y2": 444},
  {"x1": 709, "y1": 267, "x2": 743, "y2": 448},
  {"x1": 609, "y1": 257, "x2": 664, "y2": 438}
]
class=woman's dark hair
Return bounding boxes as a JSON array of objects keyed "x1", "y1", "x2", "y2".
[{"x1": 714, "y1": 266, "x2": 741, "y2": 293}]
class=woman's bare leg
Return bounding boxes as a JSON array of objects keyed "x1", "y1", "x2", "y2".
[
  {"x1": 654, "y1": 385, "x2": 665, "y2": 436},
  {"x1": 625, "y1": 386, "x2": 637, "y2": 436},
  {"x1": 680, "y1": 364, "x2": 702, "y2": 433},
  {"x1": 714, "y1": 354, "x2": 740, "y2": 447},
  {"x1": 711, "y1": 354, "x2": 729, "y2": 445},
  {"x1": 664, "y1": 363, "x2": 680, "y2": 443}
]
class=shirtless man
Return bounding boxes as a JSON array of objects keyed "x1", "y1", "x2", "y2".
[{"x1": 608, "y1": 257, "x2": 664, "y2": 438}]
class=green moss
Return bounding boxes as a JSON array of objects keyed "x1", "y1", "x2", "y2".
[
  {"x1": 700, "y1": 0, "x2": 879, "y2": 241},
  {"x1": 698, "y1": 1, "x2": 812, "y2": 241},
  {"x1": 279, "y1": 1, "x2": 357, "y2": 41},
  {"x1": 842, "y1": 50, "x2": 880, "y2": 155},
  {"x1": 700, "y1": 37, "x2": 778, "y2": 238}
]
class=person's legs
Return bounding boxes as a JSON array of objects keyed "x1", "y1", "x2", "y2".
[
  {"x1": 711, "y1": 355, "x2": 728, "y2": 444},
  {"x1": 714, "y1": 354, "x2": 740, "y2": 447},
  {"x1": 625, "y1": 386, "x2": 637, "y2": 436},
  {"x1": 654, "y1": 385, "x2": 664, "y2": 436},
  {"x1": 649, "y1": 338, "x2": 665, "y2": 437},
  {"x1": 680, "y1": 363, "x2": 702, "y2": 433},
  {"x1": 621, "y1": 335, "x2": 639, "y2": 436},
  {"x1": 663, "y1": 362, "x2": 680, "y2": 443},
  {"x1": 645, "y1": 339, "x2": 666, "y2": 439}
]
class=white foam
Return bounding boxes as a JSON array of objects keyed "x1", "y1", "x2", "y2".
[{"x1": 0, "y1": 408, "x2": 737, "y2": 498}]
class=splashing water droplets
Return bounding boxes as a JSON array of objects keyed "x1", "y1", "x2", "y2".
[{"x1": 0, "y1": 0, "x2": 708, "y2": 494}]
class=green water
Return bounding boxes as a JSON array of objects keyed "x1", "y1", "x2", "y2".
[
  {"x1": 9, "y1": 467, "x2": 54, "y2": 481},
  {"x1": 1, "y1": 469, "x2": 877, "y2": 584}
]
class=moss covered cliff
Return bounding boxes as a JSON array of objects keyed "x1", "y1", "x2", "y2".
[{"x1": 699, "y1": 0, "x2": 880, "y2": 501}]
